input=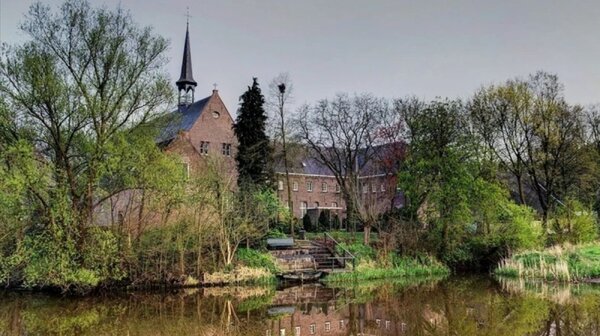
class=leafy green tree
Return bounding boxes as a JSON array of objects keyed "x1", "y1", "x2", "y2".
[
  {"x1": 397, "y1": 98, "x2": 542, "y2": 266},
  {"x1": 470, "y1": 72, "x2": 591, "y2": 226},
  {"x1": 233, "y1": 77, "x2": 272, "y2": 188},
  {"x1": 0, "y1": 0, "x2": 172, "y2": 290}
]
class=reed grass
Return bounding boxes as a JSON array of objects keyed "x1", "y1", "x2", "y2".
[
  {"x1": 495, "y1": 243, "x2": 600, "y2": 282},
  {"x1": 324, "y1": 256, "x2": 449, "y2": 283}
]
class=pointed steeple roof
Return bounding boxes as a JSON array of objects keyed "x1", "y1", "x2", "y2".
[{"x1": 176, "y1": 23, "x2": 197, "y2": 89}]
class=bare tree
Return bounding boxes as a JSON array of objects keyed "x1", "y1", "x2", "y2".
[
  {"x1": 267, "y1": 73, "x2": 295, "y2": 236},
  {"x1": 295, "y1": 93, "x2": 396, "y2": 243}
]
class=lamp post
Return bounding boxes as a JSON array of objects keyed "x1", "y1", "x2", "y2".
[{"x1": 278, "y1": 83, "x2": 294, "y2": 238}]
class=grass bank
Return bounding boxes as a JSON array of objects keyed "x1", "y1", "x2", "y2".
[
  {"x1": 324, "y1": 251, "x2": 449, "y2": 283},
  {"x1": 495, "y1": 243, "x2": 600, "y2": 282},
  {"x1": 203, "y1": 248, "x2": 279, "y2": 285}
]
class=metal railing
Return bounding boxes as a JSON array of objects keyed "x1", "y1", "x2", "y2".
[{"x1": 323, "y1": 232, "x2": 356, "y2": 271}]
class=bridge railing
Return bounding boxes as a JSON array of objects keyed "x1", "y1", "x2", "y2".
[{"x1": 323, "y1": 232, "x2": 356, "y2": 271}]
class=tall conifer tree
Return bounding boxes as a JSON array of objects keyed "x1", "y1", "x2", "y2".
[{"x1": 234, "y1": 78, "x2": 272, "y2": 188}]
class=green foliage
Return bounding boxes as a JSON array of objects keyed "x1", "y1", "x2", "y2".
[
  {"x1": 549, "y1": 199, "x2": 598, "y2": 245},
  {"x1": 233, "y1": 77, "x2": 272, "y2": 187},
  {"x1": 398, "y1": 98, "x2": 543, "y2": 268},
  {"x1": 236, "y1": 248, "x2": 279, "y2": 273},
  {"x1": 337, "y1": 242, "x2": 375, "y2": 262},
  {"x1": 496, "y1": 243, "x2": 600, "y2": 282},
  {"x1": 324, "y1": 252, "x2": 449, "y2": 283}
]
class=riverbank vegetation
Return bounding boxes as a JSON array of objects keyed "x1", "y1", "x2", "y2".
[
  {"x1": 325, "y1": 242, "x2": 449, "y2": 282},
  {"x1": 496, "y1": 243, "x2": 600, "y2": 282},
  {"x1": 1, "y1": 0, "x2": 599, "y2": 294}
]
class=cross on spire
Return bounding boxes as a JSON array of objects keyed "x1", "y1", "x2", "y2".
[
  {"x1": 213, "y1": 83, "x2": 218, "y2": 90},
  {"x1": 185, "y1": 7, "x2": 192, "y2": 26}
]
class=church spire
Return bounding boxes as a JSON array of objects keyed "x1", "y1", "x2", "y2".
[{"x1": 176, "y1": 22, "x2": 197, "y2": 107}]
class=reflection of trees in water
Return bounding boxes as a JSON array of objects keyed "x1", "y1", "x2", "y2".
[
  {"x1": 0, "y1": 289, "x2": 270, "y2": 335},
  {"x1": 1, "y1": 278, "x2": 600, "y2": 335}
]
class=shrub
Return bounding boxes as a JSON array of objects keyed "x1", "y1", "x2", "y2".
[
  {"x1": 236, "y1": 248, "x2": 279, "y2": 273},
  {"x1": 549, "y1": 199, "x2": 598, "y2": 245},
  {"x1": 337, "y1": 242, "x2": 375, "y2": 262}
]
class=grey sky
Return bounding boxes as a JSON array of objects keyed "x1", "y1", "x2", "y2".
[{"x1": 1, "y1": 0, "x2": 599, "y2": 112}]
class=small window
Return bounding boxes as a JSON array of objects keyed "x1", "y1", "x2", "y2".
[
  {"x1": 212, "y1": 111, "x2": 220, "y2": 118},
  {"x1": 324, "y1": 322, "x2": 330, "y2": 332},
  {"x1": 362, "y1": 183, "x2": 368, "y2": 194},
  {"x1": 310, "y1": 324, "x2": 316, "y2": 335},
  {"x1": 278, "y1": 181, "x2": 284, "y2": 190},
  {"x1": 307, "y1": 181, "x2": 313, "y2": 192},
  {"x1": 293, "y1": 181, "x2": 298, "y2": 191},
  {"x1": 266, "y1": 330, "x2": 271, "y2": 336},
  {"x1": 381, "y1": 184, "x2": 386, "y2": 192},
  {"x1": 331, "y1": 202, "x2": 338, "y2": 208},
  {"x1": 372, "y1": 184, "x2": 376, "y2": 193},
  {"x1": 321, "y1": 182, "x2": 328, "y2": 193},
  {"x1": 339, "y1": 320, "x2": 344, "y2": 329},
  {"x1": 385, "y1": 320, "x2": 391, "y2": 329},
  {"x1": 200, "y1": 141, "x2": 210, "y2": 155},
  {"x1": 314, "y1": 202, "x2": 319, "y2": 208},
  {"x1": 376, "y1": 319, "x2": 381, "y2": 327},
  {"x1": 221, "y1": 143, "x2": 231, "y2": 156},
  {"x1": 280, "y1": 329, "x2": 286, "y2": 336},
  {"x1": 294, "y1": 327, "x2": 301, "y2": 336},
  {"x1": 335, "y1": 184, "x2": 341, "y2": 193}
]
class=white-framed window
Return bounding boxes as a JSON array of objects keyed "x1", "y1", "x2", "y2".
[
  {"x1": 310, "y1": 324, "x2": 316, "y2": 335},
  {"x1": 314, "y1": 202, "x2": 319, "y2": 208},
  {"x1": 307, "y1": 181, "x2": 313, "y2": 192},
  {"x1": 362, "y1": 183, "x2": 368, "y2": 194},
  {"x1": 381, "y1": 184, "x2": 386, "y2": 192},
  {"x1": 221, "y1": 143, "x2": 231, "y2": 156},
  {"x1": 331, "y1": 202, "x2": 338, "y2": 208},
  {"x1": 324, "y1": 322, "x2": 330, "y2": 332},
  {"x1": 335, "y1": 184, "x2": 341, "y2": 193},
  {"x1": 200, "y1": 141, "x2": 209, "y2": 155},
  {"x1": 278, "y1": 181, "x2": 284, "y2": 190},
  {"x1": 385, "y1": 320, "x2": 391, "y2": 329},
  {"x1": 339, "y1": 320, "x2": 344, "y2": 329},
  {"x1": 294, "y1": 326, "x2": 301, "y2": 336},
  {"x1": 376, "y1": 319, "x2": 381, "y2": 327},
  {"x1": 280, "y1": 329, "x2": 286, "y2": 336},
  {"x1": 372, "y1": 184, "x2": 376, "y2": 193},
  {"x1": 266, "y1": 330, "x2": 271, "y2": 336},
  {"x1": 321, "y1": 182, "x2": 328, "y2": 193},
  {"x1": 293, "y1": 181, "x2": 298, "y2": 191}
]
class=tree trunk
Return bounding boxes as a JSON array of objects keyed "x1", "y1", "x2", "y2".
[{"x1": 516, "y1": 174, "x2": 527, "y2": 205}]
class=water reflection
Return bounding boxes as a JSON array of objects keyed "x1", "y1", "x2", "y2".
[{"x1": 1, "y1": 276, "x2": 599, "y2": 335}]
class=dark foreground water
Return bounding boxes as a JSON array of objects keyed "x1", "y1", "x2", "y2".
[{"x1": 1, "y1": 276, "x2": 600, "y2": 335}]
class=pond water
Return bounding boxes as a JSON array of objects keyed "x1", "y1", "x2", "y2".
[{"x1": 1, "y1": 275, "x2": 599, "y2": 335}]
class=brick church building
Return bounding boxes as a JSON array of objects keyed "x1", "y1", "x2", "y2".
[{"x1": 160, "y1": 25, "x2": 404, "y2": 224}]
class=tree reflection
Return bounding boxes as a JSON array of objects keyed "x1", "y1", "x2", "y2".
[{"x1": 1, "y1": 277, "x2": 599, "y2": 335}]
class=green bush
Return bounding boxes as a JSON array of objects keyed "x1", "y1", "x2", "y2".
[
  {"x1": 236, "y1": 248, "x2": 279, "y2": 273},
  {"x1": 337, "y1": 242, "x2": 375, "y2": 262},
  {"x1": 550, "y1": 199, "x2": 598, "y2": 245}
]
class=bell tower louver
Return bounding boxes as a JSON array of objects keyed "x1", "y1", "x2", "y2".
[{"x1": 176, "y1": 23, "x2": 197, "y2": 108}]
